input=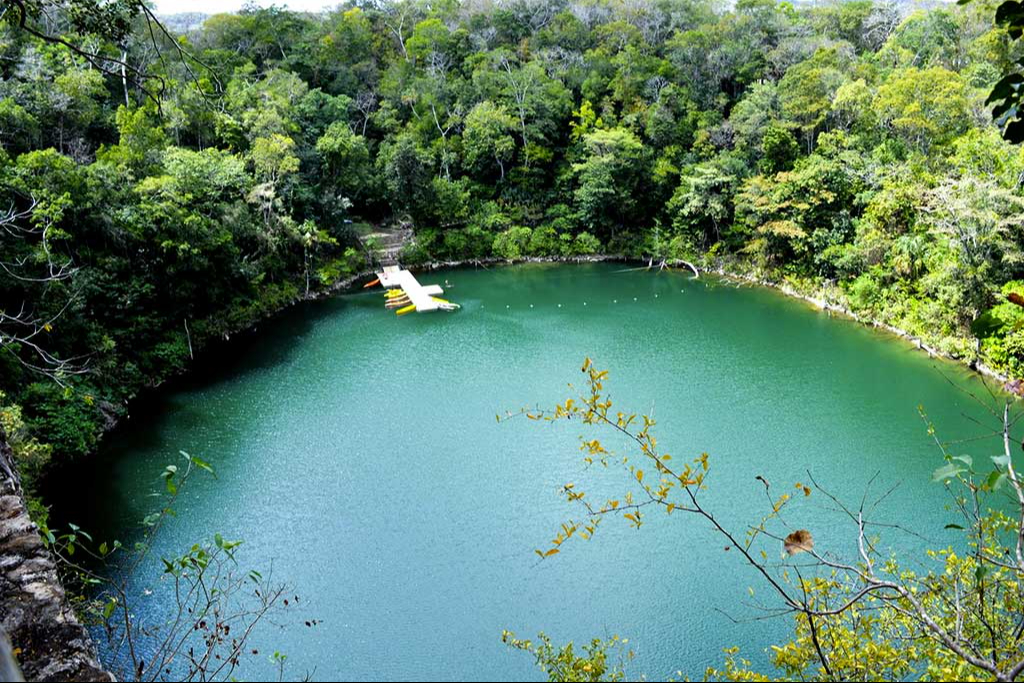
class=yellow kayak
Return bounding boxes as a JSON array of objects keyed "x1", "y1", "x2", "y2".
[{"x1": 396, "y1": 304, "x2": 417, "y2": 316}]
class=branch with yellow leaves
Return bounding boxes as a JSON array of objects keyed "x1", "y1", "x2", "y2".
[{"x1": 503, "y1": 359, "x2": 1024, "y2": 681}]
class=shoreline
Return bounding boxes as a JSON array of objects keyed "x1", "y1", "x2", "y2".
[
  {"x1": 707, "y1": 266, "x2": 1018, "y2": 394},
  {"x1": 18, "y1": 251, "x2": 1019, "y2": 679},
  {"x1": 398, "y1": 255, "x2": 1021, "y2": 396},
  {"x1": 46, "y1": 252, "x2": 1024, "y2": 499}
]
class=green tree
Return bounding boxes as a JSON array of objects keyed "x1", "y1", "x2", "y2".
[
  {"x1": 377, "y1": 130, "x2": 434, "y2": 223},
  {"x1": 873, "y1": 67, "x2": 970, "y2": 153},
  {"x1": 52, "y1": 68, "x2": 107, "y2": 156},
  {"x1": 778, "y1": 48, "x2": 847, "y2": 153},
  {"x1": 572, "y1": 127, "x2": 647, "y2": 241},
  {"x1": 315, "y1": 121, "x2": 371, "y2": 217},
  {"x1": 921, "y1": 177, "x2": 1024, "y2": 327},
  {"x1": 462, "y1": 100, "x2": 517, "y2": 180},
  {"x1": 251, "y1": 133, "x2": 300, "y2": 187},
  {"x1": 667, "y1": 157, "x2": 741, "y2": 252}
]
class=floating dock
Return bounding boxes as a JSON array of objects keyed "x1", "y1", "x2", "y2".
[{"x1": 364, "y1": 265, "x2": 460, "y2": 315}]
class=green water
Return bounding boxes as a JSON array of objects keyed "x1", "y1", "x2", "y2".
[{"x1": 50, "y1": 263, "x2": 1002, "y2": 681}]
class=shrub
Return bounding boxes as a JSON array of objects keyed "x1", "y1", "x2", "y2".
[
  {"x1": 563, "y1": 231, "x2": 602, "y2": 257},
  {"x1": 493, "y1": 226, "x2": 533, "y2": 260},
  {"x1": 847, "y1": 271, "x2": 882, "y2": 313},
  {"x1": 22, "y1": 382, "x2": 101, "y2": 462},
  {"x1": 528, "y1": 227, "x2": 560, "y2": 257}
]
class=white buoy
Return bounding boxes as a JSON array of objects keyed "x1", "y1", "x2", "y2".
[
  {"x1": 530, "y1": 304, "x2": 534, "y2": 308},
  {"x1": 613, "y1": 299, "x2": 618, "y2": 303},
  {"x1": 633, "y1": 297, "x2": 637, "y2": 301},
  {"x1": 557, "y1": 304, "x2": 562, "y2": 308}
]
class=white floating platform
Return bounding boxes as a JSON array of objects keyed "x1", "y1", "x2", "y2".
[{"x1": 376, "y1": 265, "x2": 459, "y2": 314}]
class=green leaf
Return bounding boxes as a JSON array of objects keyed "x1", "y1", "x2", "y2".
[
  {"x1": 181, "y1": 450, "x2": 216, "y2": 477},
  {"x1": 985, "y1": 471, "x2": 1007, "y2": 491},
  {"x1": 952, "y1": 455, "x2": 973, "y2": 469},
  {"x1": 932, "y1": 463, "x2": 966, "y2": 482}
]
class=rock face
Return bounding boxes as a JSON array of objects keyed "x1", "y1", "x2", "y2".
[{"x1": 0, "y1": 427, "x2": 113, "y2": 682}]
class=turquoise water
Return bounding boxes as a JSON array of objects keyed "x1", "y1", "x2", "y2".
[{"x1": 49, "y1": 263, "x2": 1004, "y2": 681}]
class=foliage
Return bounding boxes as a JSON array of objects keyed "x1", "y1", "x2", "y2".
[
  {"x1": 502, "y1": 631, "x2": 632, "y2": 682},
  {"x1": 42, "y1": 452, "x2": 304, "y2": 682},
  {"x1": 504, "y1": 360, "x2": 1024, "y2": 681},
  {"x1": 3, "y1": 2, "x2": 1024, "y2": 678}
]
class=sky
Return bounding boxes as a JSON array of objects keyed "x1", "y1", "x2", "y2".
[{"x1": 155, "y1": 0, "x2": 335, "y2": 14}]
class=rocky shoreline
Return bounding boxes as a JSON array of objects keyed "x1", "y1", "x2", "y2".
[{"x1": 0, "y1": 428, "x2": 113, "y2": 682}]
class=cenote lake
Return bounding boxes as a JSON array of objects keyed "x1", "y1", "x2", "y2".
[{"x1": 48, "y1": 263, "x2": 1005, "y2": 681}]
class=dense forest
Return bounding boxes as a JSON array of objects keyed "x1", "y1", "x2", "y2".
[{"x1": 3, "y1": 0, "x2": 1024, "y2": 508}]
